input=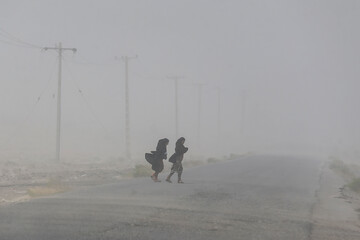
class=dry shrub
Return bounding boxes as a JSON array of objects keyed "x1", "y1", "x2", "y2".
[
  {"x1": 348, "y1": 178, "x2": 360, "y2": 193},
  {"x1": 27, "y1": 178, "x2": 68, "y2": 197},
  {"x1": 133, "y1": 164, "x2": 153, "y2": 178}
]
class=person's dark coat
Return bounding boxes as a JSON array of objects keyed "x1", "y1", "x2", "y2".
[
  {"x1": 145, "y1": 138, "x2": 169, "y2": 173},
  {"x1": 169, "y1": 137, "x2": 188, "y2": 163}
]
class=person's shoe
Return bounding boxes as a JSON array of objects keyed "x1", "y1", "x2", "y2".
[
  {"x1": 166, "y1": 178, "x2": 172, "y2": 183},
  {"x1": 178, "y1": 180, "x2": 184, "y2": 184},
  {"x1": 151, "y1": 175, "x2": 161, "y2": 182},
  {"x1": 154, "y1": 175, "x2": 161, "y2": 182}
]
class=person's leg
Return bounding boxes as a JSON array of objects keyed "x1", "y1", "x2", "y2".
[
  {"x1": 151, "y1": 163, "x2": 157, "y2": 181},
  {"x1": 166, "y1": 164, "x2": 176, "y2": 183},
  {"x1": 177, "y1": 163, "x2": 184, "y2": 183},
  {"x1": 166, "y1": 172, "x2": 174, "y2": 183},
  {"x1": 153, "y1": 171, "x2": 161, "y2": 182}
]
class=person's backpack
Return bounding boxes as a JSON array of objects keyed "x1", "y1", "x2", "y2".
[
  {"x1": 168, "y1": 153, "x2": 176, "y2": 163},
  {"x1": 145, "y1": 153, "x2": 155, "y2": 165}
]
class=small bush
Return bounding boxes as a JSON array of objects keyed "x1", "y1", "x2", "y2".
[
  {"x1": 27, "y1": 179, "x2": 68, "y2": 197},
  {"x1": 183, "y1": 160, "x2": 204, "y2": 168},
  {"x1": 329, "y1": 159, "x2": 354, "y2": 180},
  {"x1": 347, "y1": 178, "x2": 360, "y2": 193},
  {"x1": 207, "y1": 158, "x2": 221, "y2": 164},
  {"x1": 133, "y1": 164, "x2": 153, "y2": 178}
]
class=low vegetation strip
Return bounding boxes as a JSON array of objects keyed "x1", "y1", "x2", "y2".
[
  {"x1": 27, "y1": 179, "x2": 69, "y2": 198},
  {"x1": 347, "y1": 178, "x2": 360, "y2": 194},
  {"x1": 329, "y1": 158, "x2": 360, "y2": 194},
  {"x1": 329, "y1": 158, "x2": 355, "y2": 181}
]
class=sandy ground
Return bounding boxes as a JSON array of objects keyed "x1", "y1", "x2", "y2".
[
  {"x1": 1, "y1": 155, "x2": 360, "y2": 239},
  {"x1": 0, "y1": 159, "x2": 135, "y2": 205},
  {"x1": 311, "y1": 163, "x2": 360, "y2": 239},
  {"x1": 1, "y1": 155, "x2": 323, "y2": 240},
  {"x1": 0, "y1": 156, "x2": 215, "y2": 205}
]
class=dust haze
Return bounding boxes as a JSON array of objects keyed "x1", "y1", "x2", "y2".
[{"x1": 0, "y1": 0, "x2": 359, "y2": 163}]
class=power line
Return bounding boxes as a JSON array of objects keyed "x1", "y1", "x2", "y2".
[
  {"x1": 0, "y1": 38, "x2": 37, "y2": 49},
  {"x1": 62, "y1": 54, "x2": 118, "y2": 67},
  {"x1": 129, "y1": 70, "x2": 165, "y2": 82},
  {"x1": 0, "y1": 58, "x2": 58, "y2": 151},
  {"x1": 62, "y1": 60, "x2": 112, "y2": 137},
  {"x1": 0, "y1": 27, "x2": 42, "y2": 49},
  {"x1": 35, "y1": 60, "x2": 59, "y2": 103}
]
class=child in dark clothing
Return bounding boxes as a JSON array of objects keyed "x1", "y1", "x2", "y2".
[
  {"x1": 166, "y1": 137, "x2": 188, "y2": 183},
  {"x1": 145, "y1": 138, "x2": 169, "y2": 182}
]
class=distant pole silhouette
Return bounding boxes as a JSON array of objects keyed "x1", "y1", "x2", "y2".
[
  {"x1": 194, "y1": 83, "x2": 205, "y2": 147},
  {"x1": 167, "y1": 76, "x2": 184, "y2": 139},
  {"x1": 217, "y1": 87, "x2": 221, "y2": 140},
  {"x1": 121, "y1": 55, "x2": 137, "y2": 160}
]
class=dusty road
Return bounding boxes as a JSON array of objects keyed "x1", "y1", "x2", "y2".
[{"x1": 1, "y1": 155, "x2": 360, "y2": 240}]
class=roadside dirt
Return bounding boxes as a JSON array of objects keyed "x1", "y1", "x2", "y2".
[
  {"x1": 0, "y1": 160, "x2": 131, "y2": 205},
  {"x1": 0, "y1": 157, "x2": 218, "y2": 206},
  {"x1": 311, "y1": 162, "x2": 360, "y2": 239}
]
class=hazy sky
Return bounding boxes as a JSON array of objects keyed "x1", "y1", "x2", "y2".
[{"x1": 0, "y1": 0, "x2": 359, "y2": 161}]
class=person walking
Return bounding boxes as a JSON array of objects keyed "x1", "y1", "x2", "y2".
[
  {"x1": 145, "y1": 138, "x2": 169, "y2": 182},
  {"x1": 166, "y1": 137, "x2": 188, "y2": 183}
]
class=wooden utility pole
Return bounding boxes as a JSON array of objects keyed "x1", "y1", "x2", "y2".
[{"x1": 43, "y1": 43, "x2": 77, "y2": 161}]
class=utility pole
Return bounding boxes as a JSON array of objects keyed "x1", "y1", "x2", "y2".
[
  {"x1": 43, "y1": 42, "x2": 77, "y2": 161},
  {"x1": 194, "y1": 83, "x2": 205, "y2": 147},
  {"x1": 240, "y1": 91, "x2": 247, "y2": 137},
  {"x1": 167, "y1": 76, "x2": 184, "y2": 139},
  {"x1": 216, "y1": 87, "x2": 222, "y2": 156},
  {"x1": 121, "y1": 55, "x2": 137, "y2": 160},
  {"x1": 216, "y1": 87, "x2": 221, "y2": 140}
]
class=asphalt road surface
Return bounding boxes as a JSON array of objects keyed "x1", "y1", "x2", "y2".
[{"x1": 1, "y1": 155, "x2": 360, "y2": 240}]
